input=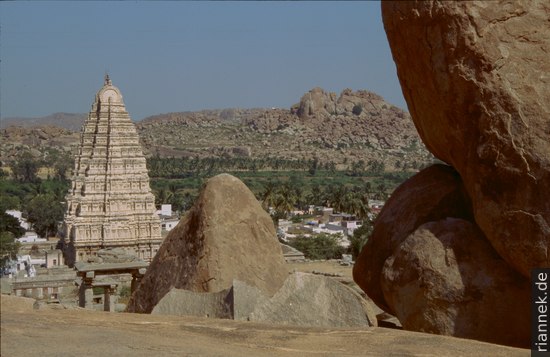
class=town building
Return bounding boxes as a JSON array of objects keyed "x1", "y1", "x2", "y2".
[
  {"x1": 5, "y1": 210, "x2": 30, "y2": 230},
  {"x1": 62, "y1": 75, "x2": 162, "y2": 266},
  {"x1": 156, "y1": 204, "x2": 180, "y2": 233}
]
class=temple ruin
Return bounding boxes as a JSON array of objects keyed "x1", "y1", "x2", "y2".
[{"x1": 62, "y1": 75, "x2": 162, "y2": 266}]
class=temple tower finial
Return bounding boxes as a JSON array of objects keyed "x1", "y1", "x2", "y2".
[{"x1": 104, "y1": 73, "x2": 112, "y2": 86}]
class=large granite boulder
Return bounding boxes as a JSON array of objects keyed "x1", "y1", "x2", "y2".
[
  {"x1": 381, "y1": 1, "x2": 550, "y2": 276},
  {"x1": 381, "y1": 218, "x2": 530, "y2": 348},
  {"x1": 296, "y1": 87, "x2": 338, "y2": 118},
  {"x1": 127, "y1": 174, "x2": 288, "y2": 313},
  {"x1": 353, "y1": 164, "x2": 473, "y2": 313}
]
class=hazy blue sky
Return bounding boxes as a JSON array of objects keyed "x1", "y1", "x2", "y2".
[{"x1": 0, "y1": 1, "x2": 405, "y2": 121}]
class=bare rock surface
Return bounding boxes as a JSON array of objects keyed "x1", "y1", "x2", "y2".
[
  {"x1": 353, "y1": 164, "x2": 473, "y2": 313},
  {"x1": 151, "y1": 274, "x2": 377, "y2": 329},
  {"x1": 151, "y1": 280, "x2": 268, "y2": 320},
  {"x1": 249, "y1": 272, "x2": 376, "y2": 328},
  {"x1": 127, "y1": 174, "x2": 287, "y2": 313},
  {"x1": 382, "y1": 0, "x2": 550, "y2": 276},
  {"x1": 152, "y1": 286, "x2": 233, "y2": 319},
  {"x1": 381, "y1": 218, "x2": 530, "y2": 348},
  {"x1": 1, "y1": 295, "x2": 529, "y2": 357}
]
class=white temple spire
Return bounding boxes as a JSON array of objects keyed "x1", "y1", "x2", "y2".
[{"x1": 63, "y1": 77, "x2": 161, "y2": 266}]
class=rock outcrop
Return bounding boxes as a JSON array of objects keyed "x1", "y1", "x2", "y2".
[
  {"x1": 294, "y1": 87, "x2": 396, "y2": 120},
  {"x1": 354, "y1": 1, "x2": 548, "y2": 347},
  {"x1": 353, "y1": 166, "x2": 532, "y2": 347},
  {"x1": 381, "y1": 218, "x2": 530, "y2": 347},
  {"x1": 127, "y1": 174, "x2": 288, "y2": 313},
  {"x1": 136, "y1": 87, "x2": 429, "y2": 168},
  {"x1": 353, "y1": 164, "x2": 473, "y2": 313},
  {"x1": 381, "y1": 0, "x2": 550, "y2": 276}
]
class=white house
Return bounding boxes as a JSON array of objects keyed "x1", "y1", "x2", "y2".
[
  {"x1": 45, "y1": 249, "x2": 64, "y2": 268},
  {"x1": 157, "y1": 204, "x2": 179, "y2": 232},
  {"x1": 6, "y1": 255, "x2": 39, "y2": 278},
  {"x1": 17, "y1": 231, "x2": 47, "y2": 243},
  {"x1": 5, "y1": 210, "x2": 30, "y2": 230},
  {"x1": 161, "y1": 217, "x2": 179, "y2": 232},
  {"x1": 341, "y1": 220, "x2": 360, "y2": 237},
  {"x1": 156, "y1": 204, "x2": 173, "y2": 217}
]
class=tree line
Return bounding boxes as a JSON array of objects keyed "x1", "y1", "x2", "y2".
[
  {"x1": 258, "y1": 179, "x2": 388, "y2": 221},
  {"x1": 0, "y1": 148, "x2": 404, "y2": 265},
  {"x1": 5, "y1": 148, "x2": 73, "y2": 183},
  {"x1": 146, "y1": 156, "x2": 391, "y2": 178}
]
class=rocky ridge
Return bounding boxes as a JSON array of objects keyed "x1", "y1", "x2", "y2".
[
  {"x1": 0, "y1": 125, "x2": 79, "y2": 160},
  {"x1": 0, "y1": 112, "x2": 86, "y2": 131},
  {"x1": 137, "y1": 88, "x2": 430, "y2": 168},
  {"x1": 1, "y1": 88, "x2": 431, "y2": 169}
]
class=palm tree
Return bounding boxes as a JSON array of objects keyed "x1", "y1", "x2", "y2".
[
  {"x1": 328, "y1": 185, "x2": 348, "y2": 213},
  {"x1": 274, "y1": 183, "x2": 297, "y2": 216},
  {"x1": 345, "y1": 194, "x2": 370, "y2": 220},
  {"x1": 374, "y1": 183, "x2": 388, "y2": 200},
  {"x1": 154, "y1": 187, "x2": 173, "y2": 206},
  {"x1": 306, "y1": 184, "x2": 324, "y2": 206},
  {"x1": 293, "y1": 185, "x2": 306, "y2": 210},
  {"x1": 260, "y1": 181, "x2": 278, "y2": 210}
]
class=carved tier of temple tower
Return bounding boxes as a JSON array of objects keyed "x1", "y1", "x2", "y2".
[{"x1": 63, "y1": 75, "x2": 162, "y2": 266}]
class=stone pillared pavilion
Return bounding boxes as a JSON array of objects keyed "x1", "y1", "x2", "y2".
[{"x1": 63, "y1": 75, "x2": 161, "y2": 266}]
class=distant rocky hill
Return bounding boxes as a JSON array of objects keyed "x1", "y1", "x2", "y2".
[
  {"x1": 1, "y1": 88, "x2": 432, "y2": 169},
  {"x1": 0, "y1": 125, "x2": 80, "y2": 162},
  {"x1": 1, "y1": 112, "x2": 86, "y2": 131}
]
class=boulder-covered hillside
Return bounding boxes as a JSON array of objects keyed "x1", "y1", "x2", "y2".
[{"x1": 1, "y1": 88, "x2": 431, "y2": 169}]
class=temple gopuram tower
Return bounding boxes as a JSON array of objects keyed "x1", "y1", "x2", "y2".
[{"x1": 63, "y1": 75, "x2": 162, "y2": 266}]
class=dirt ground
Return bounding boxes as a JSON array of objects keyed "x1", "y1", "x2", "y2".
[
  {"x1": 286, "y1": 260, "x2": 354, "y2": 279},
  {"x1": 1, "y1": 294, "x2": 529, "y2": 357}
]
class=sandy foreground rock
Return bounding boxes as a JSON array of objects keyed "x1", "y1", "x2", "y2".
[
  {"x1": 0, "y1": 295, "x2": 528, "y2": 357},
  {"x1": 381, "y1": 0, "x2": 550, "y2": 276},
  {"x1": 128, "y1": 174, "x2": 288, "y2": 313}
]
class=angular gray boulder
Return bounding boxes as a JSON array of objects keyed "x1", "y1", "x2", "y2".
[
  {"x1": 151, "y1": 280, "x2": 268, "y2": 320},
  {"x1": 250, "y1": 272, "x2": 376, "y2": 328}
]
